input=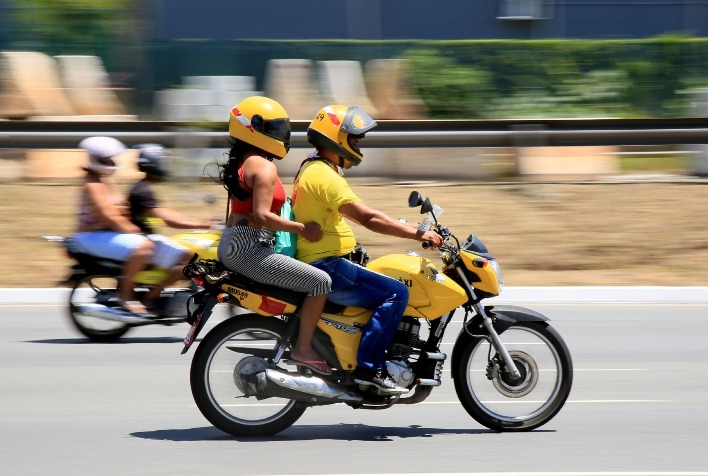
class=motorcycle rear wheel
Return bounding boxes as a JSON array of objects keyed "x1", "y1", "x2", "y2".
[
  {"x1": 454, "y1": 321, "x2": 572, "y2": 432},
  {"x1": 190, "y1": 314, "x2": 307, "y2": 437},
  {"x1": 68, "y1": 275, "x2": 130, "y2": 342}
]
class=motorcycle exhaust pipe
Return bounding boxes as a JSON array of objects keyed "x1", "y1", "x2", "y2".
[
  {"x1": 77, "y1": 303, "x2": 152, "y2": 324},
  {"x1": 244, "y1": 369, "x2": 363, "y2": 404}
]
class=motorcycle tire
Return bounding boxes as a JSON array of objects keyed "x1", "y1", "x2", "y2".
[
  {"x1": 190, "y1": 314, "x2": 307, "y2": 437},
  {"x1": 453, "y1": 320, "x2": 573, "y2": 432},
  {"x1": 68, "y1": 275, "x2": 130, "y2": 342}
]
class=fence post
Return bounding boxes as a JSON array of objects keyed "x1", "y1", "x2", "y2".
[{"x1": 690, "y1": 88, "x2": 708, "y2": 177}]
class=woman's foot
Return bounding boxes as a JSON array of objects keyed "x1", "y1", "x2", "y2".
[
  {"x1": 120, "y1": 300, "x2": 150, "y2": 316},
  {"x1": 288, "y1": 349, "x2": 332, "y2": 375}
]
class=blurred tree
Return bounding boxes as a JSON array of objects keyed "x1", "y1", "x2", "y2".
[
  {"x1": 403, "y1": 48, "x2": 494, "y2": 119},
  {"x1": 9, "y1": 0, "x2": 132, "y2": 46}
]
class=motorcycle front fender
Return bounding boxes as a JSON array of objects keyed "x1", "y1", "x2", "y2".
[{"x1": 450, "y1": 304, "x2": 550, "y2": 380}]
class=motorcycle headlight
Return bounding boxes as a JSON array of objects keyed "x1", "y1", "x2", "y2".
[{"x1": 489, "y1": 259, "x2": 504, "y2": 293}]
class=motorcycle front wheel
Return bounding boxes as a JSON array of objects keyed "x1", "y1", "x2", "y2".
[
  {"x1": 454, "y1": 321, "x2": 573, "y2": 432},
  {"x1": 190, "y1": 314, "x2": 307, "y2": 437},
  {"x1": 69, "y1": 275, "x2": 130, "y2": 342}
]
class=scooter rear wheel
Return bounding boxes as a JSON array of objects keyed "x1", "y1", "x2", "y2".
[{"x1": 68, "y1": 275, "x2": 130, "y2": 342}]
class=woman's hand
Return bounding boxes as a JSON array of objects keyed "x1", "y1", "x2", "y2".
[{"x1": 300, "y1": 222, "x2": 323, "y2": 242}]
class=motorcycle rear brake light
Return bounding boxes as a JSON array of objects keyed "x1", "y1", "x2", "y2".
[{"x1": 192, "y1": 276, "x2": 205, "y2": 287}]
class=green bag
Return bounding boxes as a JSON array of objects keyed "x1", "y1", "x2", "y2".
[{"x1": 274, "y1": 198, "x2": 297, "y2": 257}]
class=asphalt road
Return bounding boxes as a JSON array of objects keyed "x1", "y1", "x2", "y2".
[{"x1": 2, "y1": 301, "x2": 708, "y2": 476}]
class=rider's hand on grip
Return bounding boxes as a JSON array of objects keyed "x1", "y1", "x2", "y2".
[{"x1": 421, "y1": 230, "x2": 442, "y2": 249}]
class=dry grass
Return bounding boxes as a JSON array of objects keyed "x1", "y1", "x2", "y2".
[{"x1": 3, "y1": 179, "x2": 708, "y2": 288}]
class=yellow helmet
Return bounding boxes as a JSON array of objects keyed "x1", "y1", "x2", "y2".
[
  {"x1": 307, "y1": 105, "x2": 377, "y2": 166},
  {"x1": 228, "y1": 96, "x2": 291, "y2": 159}
]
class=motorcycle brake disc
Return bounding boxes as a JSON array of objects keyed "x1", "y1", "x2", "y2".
[{"x1": 492, "y1": 350, "x2": 539, "y2": 398}]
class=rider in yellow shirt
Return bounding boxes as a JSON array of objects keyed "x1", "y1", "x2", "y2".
[
  {"x1": 292, "y1": 159, "x2": 359, "y2": 263},
  {"x1": 293, "y1": 105, "x2": 442, "y2": 394}
]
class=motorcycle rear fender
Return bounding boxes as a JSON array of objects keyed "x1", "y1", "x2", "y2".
[{"x1": 450, "y1": 305, "x2": 549, "y2": 380}]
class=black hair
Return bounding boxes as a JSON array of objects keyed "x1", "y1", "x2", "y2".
[{"x1": 217, "y1": 137, "x2": 267, "y2": 201}]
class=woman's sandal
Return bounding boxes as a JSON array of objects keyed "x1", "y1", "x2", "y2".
[{"x1": 120, "y1": 300, "x2": 151, "y2": 316}]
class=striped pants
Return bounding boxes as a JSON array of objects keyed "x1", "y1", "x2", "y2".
[{"x1": 217, "y1": 226, "x2": 331, "y2": 297}]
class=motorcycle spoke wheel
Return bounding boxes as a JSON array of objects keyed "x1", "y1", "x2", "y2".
[
  {"x1": 455, "y1": 321, "x2": 572, "y2": 432},
  {"x1": 190, "y1": 315, "x2": 306, "y2": 437},
  {"x1": 69, "y1": 275, "x2": 130, "y2": 342}
]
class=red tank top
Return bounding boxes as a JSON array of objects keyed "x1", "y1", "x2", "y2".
[{"x1": 230, "y1": 161, "x2": 287, "y2": 214}]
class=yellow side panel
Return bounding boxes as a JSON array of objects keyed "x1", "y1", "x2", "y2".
[
  {"x1": 367, "y1": 253, "x2": 467, "y2": 320},
  {"x1": 220, "y1": 283, "x2": 297, "y2": 316},
  {"x1": 316, "y1": 308, "x2": 372, "y2": 370}
]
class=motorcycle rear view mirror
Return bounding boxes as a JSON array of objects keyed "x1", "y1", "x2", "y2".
[
  {"x1": 420, "y1": 198, "x2": 433, "y2": 214},
  {"x1": 408, "y1": 191, "x2": 423, "y2": 207},
  {"x1": 407, "y1": 191, "x2": 433, "y2": 214}
]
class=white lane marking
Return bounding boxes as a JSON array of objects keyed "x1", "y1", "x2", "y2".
[
  {"x1": 573, "y1": 368, "x2": 650, "y2": 371},
  {"x1": 260, "y1": 472, "x2": 708, "y2": 476},
  {"x1": 416, "y1": 400, "x2": 673, "y2": 404},
  {"x1": 440, "y1": 368, "x2": 650, "y2": 372},
  {"x1": 192, "y1": 399, "x2": 675, "y2": 409}
]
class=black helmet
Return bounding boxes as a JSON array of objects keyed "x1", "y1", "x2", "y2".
[{"x1": 134, "y1": 144, "x2": 170, "y2": 179}]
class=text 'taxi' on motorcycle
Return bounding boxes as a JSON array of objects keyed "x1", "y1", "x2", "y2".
[
  {"x1": 180, "y1": 191, "x2": 573, "y2": 436},
  {"x1": 43, "y1": 226, "x2": 223, "y2": 342}
]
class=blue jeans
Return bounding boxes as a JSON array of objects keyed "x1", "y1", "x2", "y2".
[{"x1": 310, "y1": 257, "x2": 409, "y2": 371}]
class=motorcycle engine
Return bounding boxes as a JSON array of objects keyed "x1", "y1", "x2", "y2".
[
  {"x1": 389, "y1": 317, "x2": 420, "y2": 360},
  {"x1": 386, "y1": 360, "x2": 415, "y2": 388},
  {"x1": 386, "y1": 317, "x2": 421, "y2": 387}
]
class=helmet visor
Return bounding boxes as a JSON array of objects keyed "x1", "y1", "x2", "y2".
[
  {"x1": 253, "y1": 116, "x2": 291, "y2": 149},
  {"x1": 340, "y1": 107, "x2": 377, "y2": 136},
  {"x1": 95, "y1": 156, "x2": 117, "y2": 168}
]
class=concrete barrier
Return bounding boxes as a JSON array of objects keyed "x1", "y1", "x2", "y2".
[
  {"x1": 264, "y1": 59, "x2": 322, "y2": 120},
  {"x1": 516, "y1": 146, "x2": 620, "y2": 179},
  {"x1": 55, "y1": 55, "x2": 127, "y2": 116},
  {"x1": 316, "y1": 60, "x2": 378, "y2": 117},
  {"x1": 0, "y1": 51, "x2": 76, "y2": 118}
]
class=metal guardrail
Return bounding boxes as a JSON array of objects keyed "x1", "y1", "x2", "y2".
[{"x1": 1, "y1": 118, "x2": 708, "y2": 149}]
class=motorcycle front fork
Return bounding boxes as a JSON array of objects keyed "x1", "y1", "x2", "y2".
[
  {"x1": 453, "y1": 268, "x2": 521, "y2": 380},
  {"x1": 472, "y1": 303, "x2": 521, "y2": 380}
]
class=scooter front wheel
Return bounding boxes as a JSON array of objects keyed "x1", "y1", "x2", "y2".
[
  {"x1": 68, "y1": 275, "x2": 130, "y2": 342},
  {"x1": 190, "y1": 314, "x2": 307, "y2": 437}
]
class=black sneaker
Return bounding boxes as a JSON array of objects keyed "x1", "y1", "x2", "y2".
[{"x1": 353, "y1": 368, "x2": 407, "y2": 394}]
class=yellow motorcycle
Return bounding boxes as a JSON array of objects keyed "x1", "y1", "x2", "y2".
[
  {"x1": 180, "y1": 191, "x2": 573, "y2": 436},
  {"x1": 43, "y1": 227, "x2": 223, "y2": 342}
]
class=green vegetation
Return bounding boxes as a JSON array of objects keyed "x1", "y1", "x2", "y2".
[
  {"x1": 4, "y1": 3, "x2": 708, "y2": 120},
  {"x1": 9, "y1": 0, "x2": 132, "y2": 45},
  {"x1": 402, "y1": 36, "x2": 708, "y2": 119}
]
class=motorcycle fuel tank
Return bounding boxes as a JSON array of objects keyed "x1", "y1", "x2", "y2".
[{"x1": 367, "y1": 253, "x2": 467, "y2": 320}]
